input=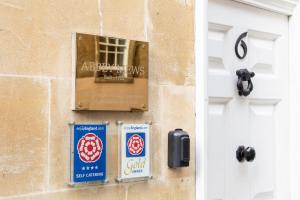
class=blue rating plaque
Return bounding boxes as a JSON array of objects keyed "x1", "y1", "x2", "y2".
[{"x1": 70, "y1": 123, "x2": 108, "y2": 185}]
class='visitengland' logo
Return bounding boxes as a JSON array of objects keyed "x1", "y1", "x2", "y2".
[
  {"x1": 126, "y1": 133, "x2": 145, "y2": 157},
  {"x1": 77, "y1": 133, "x2": 103, "y2": 163}
]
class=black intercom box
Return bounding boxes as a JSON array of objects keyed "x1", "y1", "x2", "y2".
[{"x1": 168, "y1": 128, "x2": 190, "y2": 168}]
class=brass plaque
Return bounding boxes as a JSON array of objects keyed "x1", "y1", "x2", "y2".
[{"x1": 72, "y1": 33, "x2": 148, "y2": 111}]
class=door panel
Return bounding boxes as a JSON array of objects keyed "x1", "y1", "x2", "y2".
[
  {"x1": 208, "y1": 23, "x2": 234, "y2": 99},
  {"x1": 208, "y1": 99, "x2": 229, "y2": 200},
  {"x1": 249, "y1": 103, "x2": 276, "y2": 200},
  {"x1": 208, "y1": 0, "x2": 289, "y2": 200}
]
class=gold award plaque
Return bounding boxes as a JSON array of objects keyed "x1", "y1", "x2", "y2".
[{"x1": 72, "y1": 33, "x2": 148, "y2": 111}]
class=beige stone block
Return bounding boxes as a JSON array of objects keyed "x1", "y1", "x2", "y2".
[
  {"x1": 127, "y1": 178, "x2": 195, "y2": 200},
  {"x1": 7, "y1": 185, "x2": 126, "y2": 200},
  {"x1": 101, "y1": 0, "x2": 144, "y2": 13},
  {"x1": 150, "y1": 34, "x2": 194, "y2": 61},
  {"x1": 149, "y1": 124, "x2": 163, "y2": 178},
  {"x1": 100, "y1": 0, "x2": 146, "y2": 41},
  {"x1": 148, "y1": 0, "x2": 194, "y2": 40},
  {"x1": 73, "y1": 185, "x2": 126, "y2": 200},
  {"x1": 0, "y1": 1, "x2": 101, "y2": 35},
  {"x1": 127, "y1": 181, "x2": 170, "y2": 200},
  {"x1": 35, "y1": 1, "x2": 100, "y2": 34},
  {"x1": 149, "y1": 34, "x2": 195, "y2": 85},
  {"x1": 48, "y1": 79, "x2": 73, "y2": 190},
  {"x1": 147, "y1": 0, "x2": 195, "y2": 85},
  {"x1": 149, "y1": 54, "x2": 195, "y2": 86},
  {"x1": 146, "y1": 84, "x2": 162, "y2": 124},
  {"x1": 0, "y1": 32, "x2": 72, "y2": 77},
  {"x1": 0, "y1": 77, "x2": 48, "y2": 196},
  {"x1": 159, "y1": 85, "x2": 195, "y2": 179},
  {"x1": 161, "y1": 85, "x2": 195, "y2": 134},
  {"x1": 169, "y1": 177, "x2": 195, "y2": 200},
  {"x1": 0, "y1": 0, "x2": 101, "y2": 77}
]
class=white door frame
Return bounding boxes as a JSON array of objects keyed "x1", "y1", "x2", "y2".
[
  {"x1": 289, "y1": 3, "x2": 300, "y2": 200},
  {"x1": 195, "y1": 0, "x2": 299, "y2": 200},
  {"x1": 195, "y1": 0, "x2": 208, "y2": 199}
]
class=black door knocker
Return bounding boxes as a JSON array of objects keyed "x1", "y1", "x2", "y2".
[
  {"x1": 236, "y1": 69, "x2": 255, "y2": 96},
  {"x1": 236, "y1": 146, "x2": 256, "y2": 162},
  {"x1": 235, "y1": 32, "x2": 248, "y2": 59}
]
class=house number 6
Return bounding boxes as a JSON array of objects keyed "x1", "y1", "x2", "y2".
[{"x1": 235, "y1": 32, "x2": 248, "y2": 59}]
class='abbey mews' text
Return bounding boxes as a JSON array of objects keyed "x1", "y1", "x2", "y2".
[{"x1": 80, "y1": 62, "x2": 145, "y2": 77}]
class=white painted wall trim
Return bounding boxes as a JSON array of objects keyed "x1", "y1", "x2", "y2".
[
  {"x1": 289, "y1": 3, "x2": 300, "y2": 200},
  {"x1": 233, "y1": 0, "x2": 299, "y2": 15},
  {"x1": 195, "y1": 0, "x2": 208, "y2": 199}
]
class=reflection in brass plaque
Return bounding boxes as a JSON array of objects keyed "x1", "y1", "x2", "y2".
[{"x1": 72, "y1": 33, "x2": 148, "y2": 111}]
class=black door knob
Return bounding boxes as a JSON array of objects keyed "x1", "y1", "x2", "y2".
[{"x1": 236, "y1": 146, "x2": 256, "y2": 162}]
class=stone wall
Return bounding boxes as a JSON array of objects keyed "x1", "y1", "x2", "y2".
[{"x1": 0, "y1": 0, "x2": 195, "y2": 199}]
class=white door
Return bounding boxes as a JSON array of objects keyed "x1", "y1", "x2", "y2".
[{"x1": 207, "y1": 0, "x2": 290, "y2": 200}]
